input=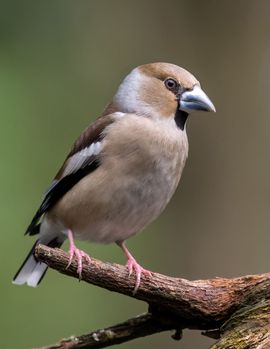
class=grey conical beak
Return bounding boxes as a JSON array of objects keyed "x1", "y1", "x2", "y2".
[{"x1": 180, "y1": 85, "x2": 216, "y2": 113}]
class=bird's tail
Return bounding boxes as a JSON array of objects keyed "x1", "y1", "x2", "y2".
[{"x1": 12, "y1": 236, "x2": 64, "y2": 287}]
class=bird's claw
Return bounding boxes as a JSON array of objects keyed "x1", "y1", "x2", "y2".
[
  {"x1": 66, "y1": 229, "x2": 91, "y2": 279},
  {"x1": 66, "y1": 245, "x2": 91, "y2": 279},
  {"x1": 126, "y1": 257, "x2": 152, "y2": 294}
]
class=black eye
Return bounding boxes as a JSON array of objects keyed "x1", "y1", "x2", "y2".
[{"x1": 164, "y1": 78, "x2": 178, "y2": 92}]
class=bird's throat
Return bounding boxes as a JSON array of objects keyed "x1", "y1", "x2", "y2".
[{"x1": 174, "y1": 109, "x2": 188, "y2": 130}]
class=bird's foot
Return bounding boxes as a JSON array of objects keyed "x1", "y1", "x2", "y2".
[
  {"x1": 67, "y1": 246, "x2": 91, "y2": 278},
  {"x1": 117, "y1": 241, "x2": 152, "y2": 294},
  {"x1": 126, "y1": 255, "x2": 152, "y2": 294},
  {"x1": 66, "y1": 229, "x2": 91, "y2": 279}
]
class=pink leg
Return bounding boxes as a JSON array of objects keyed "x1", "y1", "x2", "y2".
[
  {"x1": 117, "y1": 241, "x2": 152, "y2": 294},
  {"x1": 66, "y1": 229, "x2": 91, "y2": 279}
]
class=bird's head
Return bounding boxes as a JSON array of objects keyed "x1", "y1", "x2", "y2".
[{"x1": 112, "y1": 62, "x2": 216, "y2": 130}]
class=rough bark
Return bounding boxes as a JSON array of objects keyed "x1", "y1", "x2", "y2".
[
  {"x1": 210, "y1": 300, "x2": 270, "y2": 349},
  {"x1": 34, "y1": 245, "x2": 270, "y2": 349}
]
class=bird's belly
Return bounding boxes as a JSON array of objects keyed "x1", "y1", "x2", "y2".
[
  {"x1": 49, "y1": 119, "x2": 188, "y2": 244},
  {"x1": 77, "y1": 170, "x2": 178, "y2": 243},
  {"x1": 51, "y1": 160, "x2": 182, "y2": 244}
]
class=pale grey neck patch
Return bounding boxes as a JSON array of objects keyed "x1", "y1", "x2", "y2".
[{"x1": 113, "y1": 68, "x2": 155, "y2": 117}]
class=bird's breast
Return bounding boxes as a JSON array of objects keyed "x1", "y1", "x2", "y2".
[
  {"x1": 50, "y1": 115, "x2": 188, "y2": 243},
  {"x1": 102, "y1": 114, "x2": 189, "y2": 194}
]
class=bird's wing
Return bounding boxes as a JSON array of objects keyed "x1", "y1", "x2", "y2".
[{"x1": 26, "y1": 114, "x2": 115, "y2": 235}]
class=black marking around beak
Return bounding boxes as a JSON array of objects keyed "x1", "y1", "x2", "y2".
[
  {"x1": 174, "y1": 107, "x2": 188, "y2": 131},
  {"x1": 174, "y1": 85, "x2": 215, "y2": 130}
]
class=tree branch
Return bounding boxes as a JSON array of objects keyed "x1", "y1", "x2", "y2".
[
  {"x1": 211, "y1": 300, "x2": 270, "y2": 348},
  {"x1": 35, "y1": 244, "x2": 270, "y2": 348},
  {"x1": 35, "y1": 313, "x2": 174, "y2": 349}
]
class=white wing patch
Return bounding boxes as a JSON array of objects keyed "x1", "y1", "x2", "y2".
[
  {"x1": 43, "y1": 179, "x2": 58, "y2": 197},
  {"x1": 63, "y1": 141, "x2": 102, "y2": 177},
  {"x1": 113, "y1": 112, "x2": 125, "y2": 119}
]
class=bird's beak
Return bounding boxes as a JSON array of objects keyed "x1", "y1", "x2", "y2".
[{"x1": 180, "y1": 85, "x2": 216, "y2": 113}]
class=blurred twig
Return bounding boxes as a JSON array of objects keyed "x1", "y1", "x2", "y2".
[
  {"x1": 35, "y1": 244, "x2": 270, "y2": 349},
  {"x1": 34, "y1": 313, "x2": 174, "y2": 349}
]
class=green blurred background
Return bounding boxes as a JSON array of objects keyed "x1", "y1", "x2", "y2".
[{"x1": 2, "y1": 1, "x2": 270, "y2": 348}]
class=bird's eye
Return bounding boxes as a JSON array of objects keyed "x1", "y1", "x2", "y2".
[{"x1": 164, "y1": 78, "x2": 178, "y2": 92}]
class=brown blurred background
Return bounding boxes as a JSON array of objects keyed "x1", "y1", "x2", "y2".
[{"x1": 2, "y1": 1, "x2": 270, "y2": 348}]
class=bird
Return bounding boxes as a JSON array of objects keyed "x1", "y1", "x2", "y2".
[{"x1": 13, "y1": 62, "x2": 215, "y2": 293}]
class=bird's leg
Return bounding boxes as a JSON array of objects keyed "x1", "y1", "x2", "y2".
[
  {"x1": 117, "y1": 241, "x2": 152, "y2": 294},
  {"x1": 66, "y1": 229, "x2": 91, "y2": 278}
]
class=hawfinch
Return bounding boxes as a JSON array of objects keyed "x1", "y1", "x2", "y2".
[{"x1": 13, "y1": 62, "x2": 215, "y2": 292}]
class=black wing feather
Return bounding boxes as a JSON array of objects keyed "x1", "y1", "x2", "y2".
[
  {"x1": 25, "y1": 114, "x2": 114, "y2": 236},
  {"x1": 26, "y1": 159, "x2": 99, "y2": 235}
]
